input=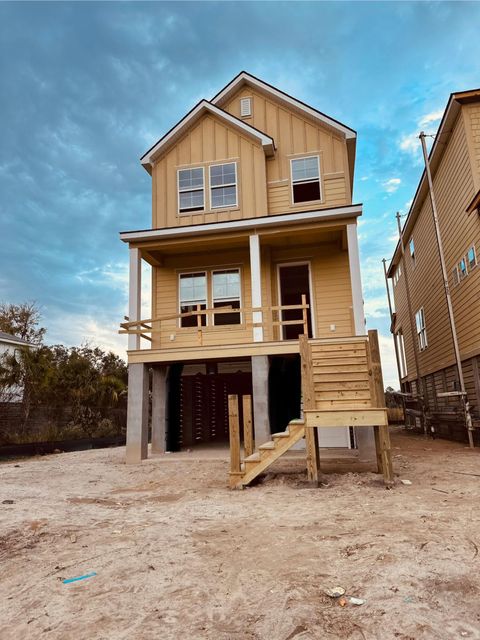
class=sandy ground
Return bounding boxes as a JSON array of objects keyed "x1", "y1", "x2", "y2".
[{"x1": 1, "y1": 427, "x2": 480, "y2": 640}]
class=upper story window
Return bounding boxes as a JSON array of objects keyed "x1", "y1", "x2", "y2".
[
  {"x1": 178, "y1": 167, "x2": 204, "y2": 213},
  {"x1": 409, "y1": 237, "x2": 415, "y2": 267},
  {"x1": 210, "y1": 163, "x2": 237, "y2": 209},
  {"x1": 393, "y1": 262, "x2": 402, "y2": 286},
  {"x1": 415, "y1": 307, "x2": 427, "y2": 351},
  {"x1": 467, "y1": 245, "x2": 477, "y2": 270},
  {"x1": 212, "y1": 269, "x2": 241, "y2": 325},
  {"x1": 291, "y1": 156, "x2": 321, "y2": 204},
  {"x1": 240, "y1": 97, "x2": 252, "y2": 118},
  {"x1": 179, "y1": 272, "x2": 207, "y2": 327},
  {"x1": 458, "y1": 257, "x2": 468, "y2": 280}
]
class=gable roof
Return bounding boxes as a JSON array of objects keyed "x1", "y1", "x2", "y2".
[
  {"x1": 212, "y1": 71, "x2": 357, "y2": 190},
  {"x1": 140, "y1": 99, "x2": 275, "y2": 173},
  {"x1": 387, "y1": 88, "x2": 480, "y2": 277}
]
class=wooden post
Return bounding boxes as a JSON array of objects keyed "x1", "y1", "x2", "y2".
[
  {"x1": 368, "y1": 330, "x2": 394, "y2": 484},
  {"x1": 242, "y1": 395, "x2": 254, "y2": 458},
  {"x1": 228, "y1": 395, "x2": 241, "y2": 475},
  {"x1": 196, "y1": 304, "x2": 203, "y2": 346},
  {"x1": 301, "y1": 294, "x2": 308, "y2": 337},
  {"x1": 299, "y1": 334, "x2": 320, "y2": 485}
]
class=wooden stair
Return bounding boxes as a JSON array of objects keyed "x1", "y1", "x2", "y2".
[{"x1": 229, "y1": 419, "x2": 305, "y2": 489}]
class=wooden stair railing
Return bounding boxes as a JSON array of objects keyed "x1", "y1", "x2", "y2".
[{"x1": 227, "y1": 330, "x2": 394, "y2": 489}]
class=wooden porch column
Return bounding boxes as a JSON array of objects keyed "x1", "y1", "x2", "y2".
[
  {"x1": 347, "y1": 223, "x2": 375, "y2": 462},
  {"x1": 249, "y1": 234, "x2": 263, "y2": 342},
  {"x1": 128, "y1": 247, "x2": 142, "y2": 351}
]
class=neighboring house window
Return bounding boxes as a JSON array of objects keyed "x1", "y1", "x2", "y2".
[
  {"x1": 467, "y1": 246, "x2": 477, "y2": 270},
  {"x1": 395, "y1": 329, "x2": 408, "y2": 378},
  {"x1": 452, "y1": 266, "x2": 459, "y2": 286},
  {"x1": 409, "y1": 237, "x2": 415, "y2": 267},
  {"x1": 210, "y1": 163, "x2": 237, "y2": 209},
  {"x1": 415, "y1": 307, "x2": 427, "y2": 351},
  {"x1": 179, "y1": 272, "x2": 207, "y2": 327},
  {"x1": 178, "y1": 167, "x2": 204, "y2": 213},
  {"x1": 393, "y1": 262, "x2": 402, "y2": 286},
  {"x1": 458, "y1": 257, "x2": 468, "y2": 280},
  {"x1": 240, "y1": 97, "x2": 252, "y2": 117},
  {"x1": 291, "y1": 156, "x2": 321, "y2": 204},
  {"x1": 212, "y1": 269, "x2": 241, "y2": 325}
]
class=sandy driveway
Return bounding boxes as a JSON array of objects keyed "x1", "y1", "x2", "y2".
[{"x1": 1, "y1": 427, "x2": 479, "y2": 640}]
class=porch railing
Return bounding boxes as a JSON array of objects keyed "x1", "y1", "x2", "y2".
[{"x1": 119, "y1": 295, "x2": 309, "y2": 348}]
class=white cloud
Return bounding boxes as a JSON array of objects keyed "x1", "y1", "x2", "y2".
[
  {"x1": 360, "y1": 176, "x2": 369, "y2": 181},
  {"x1": 383, "y1": 177, "x2": 401, "y2": 194},
  {"x1": 418, "y1": 109, "x2": 443, "y2": 128},
  {"x1": 399, "y1": 132, "x2": 419, "y2": 154}
]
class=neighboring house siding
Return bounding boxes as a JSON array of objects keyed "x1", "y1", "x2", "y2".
[
  {"x1": 464, "y1": 103, "x2": 480, "y2": 188},
  {"x1": 151, "y1": 113, "x2": 268, "y2": 228},
  {"x1": 393, "y1": 107, "x2": 480, "y2": 384},
  {"x1": 222, "y1": 86, "x2": 351, "y2": 213}
]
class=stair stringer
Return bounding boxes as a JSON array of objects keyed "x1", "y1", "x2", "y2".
[{"x1": 230, "y1": 419, "x2": 305, "y2": 489}]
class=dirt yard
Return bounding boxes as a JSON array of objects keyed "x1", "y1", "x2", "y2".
[{"x1": 1, "y1": 427, "x2": 479, "y2": 640}]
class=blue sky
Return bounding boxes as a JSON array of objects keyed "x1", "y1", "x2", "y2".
[{"x1": 1, "y1": 1, "x2": 480, "y2": 387}]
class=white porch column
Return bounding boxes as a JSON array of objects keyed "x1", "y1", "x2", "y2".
[
  {"x1": 128, "y1": 247, "x2": 142, "y2": 350},
  {"x1": 249, "y1": 234, "x2": 263, "y2": 342},
  {"x1": 346, "y1": 223, "x2": 366, "y2": 336}
]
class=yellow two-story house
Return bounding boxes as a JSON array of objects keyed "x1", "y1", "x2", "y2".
[{"x1": 120, "y1": 72, "x2": 381, "y2": 470}]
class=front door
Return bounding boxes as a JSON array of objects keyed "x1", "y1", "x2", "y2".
[{"x1": 278, "y1": 263, "x2": 313, "y2": 339}]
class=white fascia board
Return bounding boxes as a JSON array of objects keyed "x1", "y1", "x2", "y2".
[
  {"x1": 212, "y1": 72, "x2": 356, "y2": 140},
  {"x1": 140, "y1": 100, "x2": 274, "y2": 168},
  {"x1": 120, "y1": 204, "x2": 362, "y2": 244}
]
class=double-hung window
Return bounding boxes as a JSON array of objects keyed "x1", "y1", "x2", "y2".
[
  {"x1": 212, "y1": 269, "x2": 241, "y2": 325},
  {"x1": 409, "y1": 238, "x2": 415, "y2": 268},
  {"x1": 458, "y1": 257, "x2": 468, "y2": 280},
  {"x1": 179, "y1": 272, "x2": 207, "y2": 327},
  {"x1": 415, "y1": 307, "x2": 427, "y2": 351},
  {"x1": 210, "y1": 163, "x2": 237, "y2": 209},
  {"x1": 178, "y1": 167, "x2": 204, "y2": 213},
  {"x1": 291, "y1": 156, "x2": 321, "y2": 204},
  {"x1": 396, "y1": 329, "x2": 408, "y2": 378}
]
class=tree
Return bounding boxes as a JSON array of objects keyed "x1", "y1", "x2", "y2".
[{"x1": 0, "y1": 302, "x2": 46, "y2": 344}]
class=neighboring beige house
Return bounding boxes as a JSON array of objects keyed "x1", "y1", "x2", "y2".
[
  {"x1": 0, "y1": 331, "x2": 35, "y2": 402},
  {"x1": 387, "y1": 89, "x2": 480, "y2": 440},
  {"x1": 120, "y1": 72, "x2": 390, "y2": 483}
]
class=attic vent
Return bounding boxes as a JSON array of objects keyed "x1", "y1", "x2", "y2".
[{"x1": 240, "y1": 97, "x2": 252, "y2": 118}]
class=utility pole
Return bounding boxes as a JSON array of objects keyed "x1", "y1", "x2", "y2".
[
  {"x1": 419, "y1": 132, "x2": 474, "y2": 448},
  {"x1": 382, "y1": 257, "x2": 402, "y2": 388},
  {"x1": 396, "y1": 211, "x2": 427, "y2": 434}
]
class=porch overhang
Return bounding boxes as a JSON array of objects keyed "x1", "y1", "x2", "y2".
[{"x1": 120, "y1": 203, "x2": 363, "y2": 246}]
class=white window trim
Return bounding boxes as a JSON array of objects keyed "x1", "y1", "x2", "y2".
[
  {"x1": 415, "y1": 307, "x2": 427, "y2": 351},
  {"x1": 209, "y1": 162, "x2": 238, "y2": 210},
  {"x1": 452, "y1": 265, "x2": 459, "y2": 287},
  {"x1": 177, "y1": 166, "x2": 205, "y2": 215},
  {"x1": 276, "y1": 261, "x2": 316, "y2": 339},
  {"x1": 290, "y1": 155, "x2": 323, "y2": 206},
  {"x1": 178, "y1": 271, "x2": 208, "y2": 328},
  {"x1": 409, "y1": 237, "x2": 415, "y2": 268},
  {"x1": 211, "y1": 268, "x2": 243, "y2": 326},
  {"x1": 458, "y1": 256, "x2": 468, "y2": 280},
  {"x1": 467, "y1": 245, "x2": 477, "y2": 270}
]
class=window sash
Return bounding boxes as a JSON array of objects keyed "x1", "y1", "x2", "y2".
[
  {"x1": 467, "y1": 246, "x2": 476, "y2": 270},
  {"x1": 212, "y1": 269, "x2": 241, "y2": 326},
  {"x1": 458, "y1": 258, "x2": 467, "y2": 279},
  {"x1": 291, "y1": 157, "x2": 320, "y2": 184},
  {"x1": 178, "y1": 167, "x2": 204, "y2": 213},
  {"x1": 415, "y1": 308, "x2": 427, "y2": 350},
  {"x1": 210, "y1": 163, "x2": 237, "y2": 209}
]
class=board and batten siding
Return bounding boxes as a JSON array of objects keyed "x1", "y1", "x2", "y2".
[
  {"x1": 151, "y1": 114, "x2": 268, "y2": 229},
  {"x1": 151, "y1": 242, "x2": 355, "y2": 350},
  {"x1": 222, "y1": 86, "x2": 352, "y2": 214},
  {"x1": 393, "y1": 108, "x2": 480, "y2": 383}
]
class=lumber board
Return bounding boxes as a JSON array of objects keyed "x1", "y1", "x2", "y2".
[{"x1": 304, "y1": 408, "x2": 388, "y2": 428}]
